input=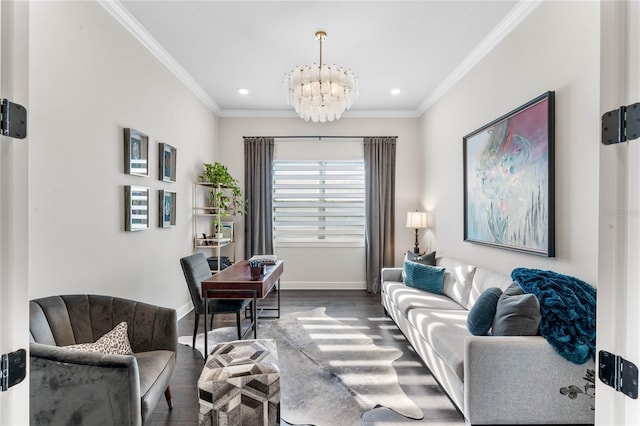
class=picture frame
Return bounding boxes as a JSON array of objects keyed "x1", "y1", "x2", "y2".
[
  {"x1": 221, "y1": 221, "x2": 234, "y2": 240},
  {"x1": 124, "y1": 128, "x2": 149, "y2": 176},
  {"x1": 463, "y1": 91, "x2": 555, "y2": 257},
  {"x1": 159, "y1": 190, "x2": 177, "y2": 228},
  {"x1": 159, "y1": 143, "x2": 177, "y2": 182},
  {"x1": 124, "y1": 185, "x2": 150, "y2": 231}
]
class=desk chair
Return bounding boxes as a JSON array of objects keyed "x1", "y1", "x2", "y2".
[{"x1": 180, "y1": 253, "x2": 251, "y2": 348}]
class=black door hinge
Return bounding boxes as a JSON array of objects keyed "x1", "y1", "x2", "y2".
[
  {"x1": 0, "y1": 99, "x2": 27, "y2": 140},
  {"x1": 602, "y1": 103, "x2": 640, "y2": 145},
  {"x1": 0, "y1": 349, "x2": 26, "y2": 392},
  {"x1": 599, "y1": 350, "x2": 638, "y2": 399}
]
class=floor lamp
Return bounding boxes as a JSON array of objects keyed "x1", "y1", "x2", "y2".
[{"x1": 406, "y1": 211, "x2": 428, "y2": 254}]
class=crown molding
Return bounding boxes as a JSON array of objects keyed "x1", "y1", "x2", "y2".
[
  {"x1": 98, "y1": 0, "x2": 221, "y2": 114},
  {"x1": 417, "y1": 0, "x2": 543, "y2": 116},
  {"x1": 218, "y1": 109, "x2": 420, "y2": 119}
]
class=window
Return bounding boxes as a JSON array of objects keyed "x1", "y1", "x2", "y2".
[{"x1": 272, "y1": 160, "x2": 365, "y2": 246}]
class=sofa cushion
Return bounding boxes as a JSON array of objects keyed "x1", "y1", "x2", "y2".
[
  {"x1": 384, "y1": 282, "x2": 466, "y2": 315},
  {"x1": 66, "y1": 322, "x2": 133, "y2": 355},
  {"x1": 437, "y1": 257, "x2": 477, "y2": 308},
  {"x1": 403, "y1": 260, "x2": 446, "y2": 294},
  {"x1": 467, "y1": 288, "x2": 503, "y2": 336},
  {"x1": 408, "y1": 308, "x2": 469, "y2": 381},
  {"x1": 135, "y1": 350, "x2": 176, "y2": 420},
  {"x1": 468, "y1": 268, "x2": 513, "y2": 309},
  {"x1": 492, "y1": 288, "x2": 541, "y2": 336}
]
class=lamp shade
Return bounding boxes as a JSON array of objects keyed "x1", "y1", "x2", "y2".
[{"x1": 406, "y1": 211, "x2": 428, "y2": 229}]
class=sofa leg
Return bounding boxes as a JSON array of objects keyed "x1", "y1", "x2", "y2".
[{"x1": 165, "y1": 386, "x2": 173, "y2": 409}]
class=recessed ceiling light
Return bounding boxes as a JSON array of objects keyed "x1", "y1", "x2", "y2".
[
  {"x1": 391, "y1": 88, "x2": 401, "y2": 95},
  {"x1": 238, "y1": 88, "x2": 249, "y2": 95}
]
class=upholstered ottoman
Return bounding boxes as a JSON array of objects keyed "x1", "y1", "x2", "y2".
[{"x1": 198, "y1": 339, "x2": 280, "y2": 426}]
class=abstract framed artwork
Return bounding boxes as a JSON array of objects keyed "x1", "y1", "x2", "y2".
[
  {"x1": 124, "y1": 128, "x2": 149, "y2": 176},
  {"x1": 159, "y1": 190, "x2": 177, "y2": 228},
  {"x1": 463, "y1": 91, "x2": 555, "y2": 257},
  {"x1": 159, "y1": 143, "x2": 177, "y2": 182},
  {"x1": 124, "y1": 185, "x2": 150, "y2": 231}
]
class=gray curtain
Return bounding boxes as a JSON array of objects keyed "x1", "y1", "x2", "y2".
[
  {"x1": 364, "y1": 137, "x2": 396, "y2": 293},
  {"x1": 243, "y1": 137, "x2": 274, "y2": 259}
]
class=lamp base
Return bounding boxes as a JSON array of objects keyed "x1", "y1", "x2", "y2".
[{"x1": 413, "y1": 229, "x2": 420, "y2": 254}]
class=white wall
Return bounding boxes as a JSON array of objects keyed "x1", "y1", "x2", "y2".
[
  {"x1": 28, "y1": 1, "x2": 217, "y2": 313},
  {"x1": 218, "y1": 117, "x2": 421, "y2": 289},
  {"x1": 419, "y1": 1, "x2": 600, "y2": 284}
]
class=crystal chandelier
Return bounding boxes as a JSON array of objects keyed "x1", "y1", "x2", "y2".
[{"x1": 283, "y1": 31, "x2": 358, "y2": 123}]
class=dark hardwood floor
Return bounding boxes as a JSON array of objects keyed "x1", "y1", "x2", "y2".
[{"x1": 147, "y1": 290, "x2": 464, "y2": 425}]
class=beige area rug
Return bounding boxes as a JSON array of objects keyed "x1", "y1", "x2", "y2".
[{"x1": 180, "y1": 307, "x2": 424, "y2": 425}]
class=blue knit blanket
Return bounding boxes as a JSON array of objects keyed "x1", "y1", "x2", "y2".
[{"x1": 511, "y1": 268, "x2": 596, "y2": 364}]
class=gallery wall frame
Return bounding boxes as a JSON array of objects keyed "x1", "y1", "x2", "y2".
[
  {"x1": 124, "y1": 128, "x2": 149, "y2": 176},
  {"x1": 463, "y1": 91, "x2": 555, "y2": 257},
  {"x1": 159, "y1": 190, "x2": 177, "y2": 228},
  {"x1": 159, "y1": 143, "x2": 177, "y2": 182},
  {"x1": 125, "y1": 185, "x2": 150, "y2": 231}
]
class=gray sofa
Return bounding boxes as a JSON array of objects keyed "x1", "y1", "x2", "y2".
[
  {"x1": 381, "y1": 256, "x2": 595, "y2": 425},
  {"x1": 29, "y1": 295, "x2": 177, "y2": 425}
]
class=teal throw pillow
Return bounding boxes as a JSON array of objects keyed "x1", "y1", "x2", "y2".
[
  {"x1": 467, "y1": 287, "x2": 503, "y2": 336},
  {"x1": 403, "y1": 260, "x2": 445, "y2": 294}
]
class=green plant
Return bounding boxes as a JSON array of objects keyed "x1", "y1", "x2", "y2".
[{"x1": 200, "y1": 162, "x2": 246, "y2": 218}]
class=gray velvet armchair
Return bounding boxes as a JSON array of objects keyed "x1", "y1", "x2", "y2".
[{"x1": 29, "y1": 294, "x2": 177, "y2": 425}]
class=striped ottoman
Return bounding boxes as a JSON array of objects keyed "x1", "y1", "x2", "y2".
[{"x1": 198, "y1": 339, "x2": 280, "y2": 426}]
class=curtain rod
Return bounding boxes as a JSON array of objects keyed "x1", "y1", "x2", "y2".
[{"x1": 242, "y1": 136, "x2": 398, "y2": 139}]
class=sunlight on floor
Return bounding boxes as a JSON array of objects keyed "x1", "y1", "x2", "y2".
[
  {"x1": 317, "y1": 344, "x2": 389, "y2": 352},
  {"x1": 396, "y1": 374, "x2": 438, "y2": 386},
  {"x1": 328, "y1": 359, "x2": 394, "y2": 367},
  {"x1": 309, "y1": 333, "x2": 374, "y2": 340},
  {"x1": 391, "y1": 360, "x2": 423, "y2": 367},
  {"x1": 368, "y1": 316, "x2": 393, "y2": 321},
  {"x1": 302, "y1": 324, "x2": 370, "y2": 330},
  {"x1": 297, "y1": 316, "x2": 359, "y2": 322}
]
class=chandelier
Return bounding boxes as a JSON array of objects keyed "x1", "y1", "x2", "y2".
[{"x1": 283, "y1": 31, "x2": 358, "y2": 123}]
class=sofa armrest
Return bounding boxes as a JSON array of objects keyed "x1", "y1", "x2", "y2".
[
  {"x1": 381, "y1": 267, "x2": 403, "y2": 284},
  {"x1": 30, "y1": 342, "x2": 142, "y2": 426},
  {"x1": 464, "y1": 336, "x2": 595, "y2": 425},
  {"x1": 130, "y1": 302, "x2": 177, "y2": 353}
]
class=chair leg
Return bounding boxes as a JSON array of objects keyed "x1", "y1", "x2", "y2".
[
  {"x1": 192, "y1": 313, "x2": 200, "y2": 349},
  {"x1": 236, "y1": 311, "x2": 242, "y2": 339},
  {"x1": 164, "y1": 386, "x2": 173, "y2": 409}
]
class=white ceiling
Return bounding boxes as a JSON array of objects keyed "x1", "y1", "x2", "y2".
[{"x1": 114, "y1": 0, "x2": 525, "y2": 117}]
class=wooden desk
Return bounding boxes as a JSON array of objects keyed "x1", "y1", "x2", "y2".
[{"x1": 201, "y1": 260, "x2": 283, "y2": 355}]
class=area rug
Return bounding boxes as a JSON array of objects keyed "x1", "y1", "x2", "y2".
[{"x1": 180, "y1": 307, "x2": 423, "y2": 425}]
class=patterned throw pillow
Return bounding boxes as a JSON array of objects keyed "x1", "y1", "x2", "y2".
[
  {"x1": 66, "y1": 321, "x2": 133, "y2": 355},
  {"x1": 403, "y1": 259, "x2": 446, "y2": 294}
]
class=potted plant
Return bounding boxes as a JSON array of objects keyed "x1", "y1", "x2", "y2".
[{"x1": 200, "y1": 162, "x2": 246, "y2": 236}]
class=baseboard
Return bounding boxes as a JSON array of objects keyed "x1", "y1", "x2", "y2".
[
  {"x1": 176, "y1": 302, "x2": 193, "y2": 320},
  {"x1": 279, "y1": 281, "x2": 366, "y2": 290}
]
